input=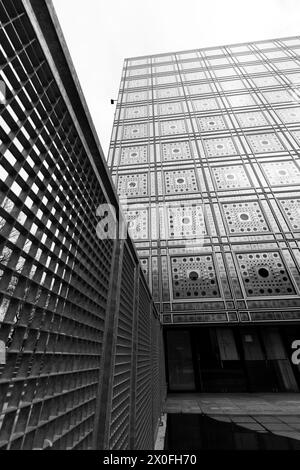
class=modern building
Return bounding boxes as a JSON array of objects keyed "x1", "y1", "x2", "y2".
[
  {"x1": 0, "y1": 0, "x2": 165, "y2": 450},
  {"x1": 109, "y1": 37, "x2": 300, "y2": 394}
]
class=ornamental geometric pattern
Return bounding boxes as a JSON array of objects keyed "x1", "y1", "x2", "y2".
[
  {"x1": 187, "y1": 84, "x2": 212, "y2": 94},
  {"x1": 167, "y1": 205, "x2": 206, "y2": 239},
  {"x1": 164, "y1": 169, "x2": 198, "y2": 194},
  {"x1": 275, "y1": 107, "x2": 300, "y2": 123},
  {"x1": 125, "y1": 209, "x2": 148, "y2": 240},
  {"x1": 120, "y1": 146, "x2": 148, "y2": 165},
  {"x1": 246, "y1": 133, "x2": 285, "y2": 153},
  {"x1": 279, "y1": 199, "x2": 300, "y2": 231},
  {"x1": 212, "y1": 165, "x2": 251, "y2": 189},
  {"x1": 236, "y1": 111, "x2": 269, "y2": 127},
  {"x1": 197, "y1": 115, "x2": 226, "y2": 132},
  {"x1": 124, "y1": 106, "x2": 148, "y2": 119},
  {"x1": 155, "y1": 87, "x2": 180, "y2": 99},
  {"x1": 122, "y1": 124, "x2": 148, "y2": 140},
  {"x1": 158, "y1": 102, "x2": 183, "y2": 115},
  {"x1": 262, "y1": 90, "x2": 294, "y2": 103},
  {"x1": 236, "y1": 252, "x2": 296, "y2": 296},
  {"x1": 222, "y1": 201, "x2": 269, "y2": 234},
  {"x1": 160, "y1": 119, "x2": 186, "y2": 136},
  {"x1": 161, "y1": 142, "x2": 192, "y2": 161},
  {"x1": 191, "y1": 98, "x2": 219, "y2": 111},
  {"x1": 125, "y1": 91, "x2": 148, "y2": 102},
  {"x1": 261, "y1": 161, "x2": 300, "y2": 186},
  {"x1": 171, "y1": 255, "x2": 220, "y2": 299},
  {"x1": 252, "y1": 76, "x2": 280, "y2": 87},
  {"x1": 117, "y1": 173, "x2": 148, "y2": 197},
  {"x1": 203, "y1": 137, "x2": 237, "y2": 157}
]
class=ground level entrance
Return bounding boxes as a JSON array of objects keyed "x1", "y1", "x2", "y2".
[{"x1": 165, "y1": 325, "x2": 300, "y2": 392}]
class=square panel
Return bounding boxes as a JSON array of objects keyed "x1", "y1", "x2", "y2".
[
  {"x1": 279, "y1": 198, "x2": 300, "y2": 230},
  {"x1": 158, "y1": 102, "x2": 184, "y2": 115},
  {"x1": 286, "y1": 72, "x2": 300, "y2": 85},
  {"x1": 155, "y1": 87, "x2": 180, "y2": 99},
  {"x1": 125, "y1": 91, "x2": 149, "y2": 103},
  {"x1": 236, "y1": 54, "x2": 258, "y2": 63},
  {"x1": 274, "y1": 60, "x2": 299, "y2": 71},
  {"x1": 246, "y1": 133, "x2": 285, "y2": 153},
  {"x1": 261, "y1": 161, "x2": 300, "y2": 186},
  {"x1": 203, "y1": 137, "x2": 237, "y2": 157},
  {"x1": 197, "y1": 115, "x2": 226, "y2": 132},
  {"x1": 181, "y1": 60, "x2": 203, "y2": 70},
  {"x1": 236, "y1": 251, "x2": 296, "y2": 296},
  {"x1": 243, "y1": 64, "x2": 268, "y2": 74},
  {"x1": 125, "y1": 208, "x2": 148, "y2": 240},
  {"x1": 208, "y1": 57, "x2": 230, "y2": 66},
  {"x1": 187, "y1": 83, "x2": 212, "y2": 94},
  {"x1": 291, "y1": 130, "x2": 300, "y2": 144},
  {"x1": 120, "y1": 146, "x2": 148, "y2": 165},
  {"x1": 155, "y1": 75, "x2": 178, "y2": 85},
  {"x1": 167, "y1": 204, "x2": 205, "y2": 239},
  {"x1": 262, "y1": 90, "x2": 294, "y2": 104},
  {"x1": 122, "y1": 123, "x2": 149, "y2": 139},
  {"x1": 275, "y1": 107, "x2": 300, "y2": 123},
  {"x1": 191, "y1": 98, "x2": 219, "y2": 111},
  {"x1": 212, "y1": 165, "x2": 251, "y2": 190},
  {"x1": 160, "y1": 119, "x2": 186, "y2": 135},
  {"x1": 117, "y1": 173, "x2": 148, "y2": 197},
  {"x1": 126, "y1": 78, "x2": 149, "y2": 89},
  {"x1": 124, "y1": 106, "x2": 149, "y2": 119},
  {"x1": 227, "y1": 94, "x2": 256, "y2": 107},
  {"x1": 128, "y1": 67, "x2": 150, "y2": 77},
  {"x1": 236, "y1": 111, "x2": 269, "y2": 127},
  {"x1": 184, "y1": 71, "x2": 206, "y2": 81},
  {"x1": 164, "y1": 169, "x2": 198, "y2": 194},
  {"x1": 219, "y1": 79, "x2": 245, "y2": 91},
  {"x1": 252, "y1": 76, "x2": 280, "y2": 87},
  {"x1": 171, "y1": 255, "x2": 220, "y2": 299},
  {"x1": 264, "y1": 50, "x2": 288, "y2": 59},
  {"x1": 161, "y1": 141, "x2": 192, "y2": 161},
  {"x1": 222, "y1": 201, "x2": 269, "y2": 234},
  {"x1": 214, "y1": 67, "x2": 238, "y2": 78}
]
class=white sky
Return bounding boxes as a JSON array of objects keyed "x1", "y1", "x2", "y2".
[{"x1": 52, "y1": 0, "x2": 300, "y2": 157}]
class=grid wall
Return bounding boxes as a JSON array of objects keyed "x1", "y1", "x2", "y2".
[
  {"x1": 0, "y1": 0, "x2": 165, "y2": 450},
  {"x1": 109, "y1": 36, "x2": 300, "y2": 325}
]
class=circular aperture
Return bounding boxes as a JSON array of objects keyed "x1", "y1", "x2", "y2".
[
  {"x1": 189, "y1": 271, "x2": 199, "y2": 281},
  {"x1": 182, "y1": 217, "x2": 190, "y2": 224},
  {"x1": 176, "y1": 178, "x2": 185, "y2": 184},
  {"x1": 258, "y1": 267, "x2": 269, "y2": 278},
  {"x1": 239, "y1": 213, "x2": 250, "y2": 221}
]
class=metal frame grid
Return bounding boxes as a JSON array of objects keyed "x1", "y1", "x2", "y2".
[
  {"x1": 0, "y1": 0, "x2": 165, "y2": 450},
  {"x1": 109, "y1": 36, "x2": 300, "y2": 326}
]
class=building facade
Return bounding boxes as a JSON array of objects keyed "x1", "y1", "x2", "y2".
[
  {"x1": 109, "y1": 37, "x2": 300, "y2": 393},
  {"x1": 0, "y1": 0, "x2": 165, "y2": 450}
]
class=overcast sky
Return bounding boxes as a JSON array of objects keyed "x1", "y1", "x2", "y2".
[{"x1": 52, "y1": 0, "x2": 300, "y2": 158}]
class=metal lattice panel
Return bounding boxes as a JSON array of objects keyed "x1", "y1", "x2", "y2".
[
  {"x1": 125, "y1": 209, "x2": 148, "y2": 240},
  {"x1": 246, "y1": 133, "x2": 285, "y2": 153},
  {"x1": 120, "y1": 146, "x2": 148, "y2": 165},
  {"x1": 236, "y1": 252, "x2": 296, "y2": 296},
  {"x1": 197, "y1": 116, "x2": 227, "y2": 132},
  {"x1": 262, "y1": 90, "x2": 294, "y2": 103},
  {"x1": 191, "y1": 98, "x2": 219, "y2": 111},
  {"x1": 161, "y1": 142, "x2": 192, "y2": 161},
  {"x1": 117, "y1": 173, "x2": 148, "y2": 197},
  {"x1": 212, "y1": 165, "x2": 251, "y2": 189},
  {"x1": 222, "y1": 202, "x2": 269, "y2": 234},
  {"x1": 125, "y1": 91, "x2": 149, "y2": 103},
  {"x1": 261, "y1": 161, "x2": 300, "y2": 186},
  {"x1": 164, "y1": 169, "x2": 198, "y2": 194},
  {"x1": 167, "y1": 205, "x2": 206, "y2": 239},
  {"x1": 279, "y1": 199, "x2": 300, "y2": 230},
  {"x1": 155, "y1": 88, "x2": 180, "y2": 99},
  {"x1": 158, "y1": 102, "x2": 183, "y2": 115},
  {"x1": 203, "y1": 137, "x2": 237, "y2": 157},
  {"x1": 275, "y1": 107, "x2": 300, "y2": 123},
  {"x1": 160, "y1": 119, "x2": 186, "y2": 136},
  {"x1": 236, "y1": 111, "x2": 269, "y2": 127},
  {"x1": 187, "y1": 84, "x2": 212, "y2": 94},
  {"x1": 227, "y1": 94, "x2": 256, "y2": 107},
  {"x1": 252, "y1": 76, "x2": 280, "y2": 87},
  {"x1": 171, "y1": 255, "x2": 220, "y2": 299},
  {"x1": 124, "y1": 106, "x2": 149, "y2": 119},
  {"x1": 122, "y1": 124, "x2": 149, "y2": 140}
]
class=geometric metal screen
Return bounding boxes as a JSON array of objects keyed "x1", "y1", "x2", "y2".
[
  {"x1": 109, "y1": 34, "x2": 300, "y2": 326},
  {"x1": 0, "y1": 0, "x2": 165, "y2": 450}
]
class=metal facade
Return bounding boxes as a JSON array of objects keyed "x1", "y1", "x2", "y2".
[
  {"x1": 0, "y1": 0, "x2": 165, "y2": 450},
  {"x1": 109, "y1": 37, "x2": 300, "y2": 326}
]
